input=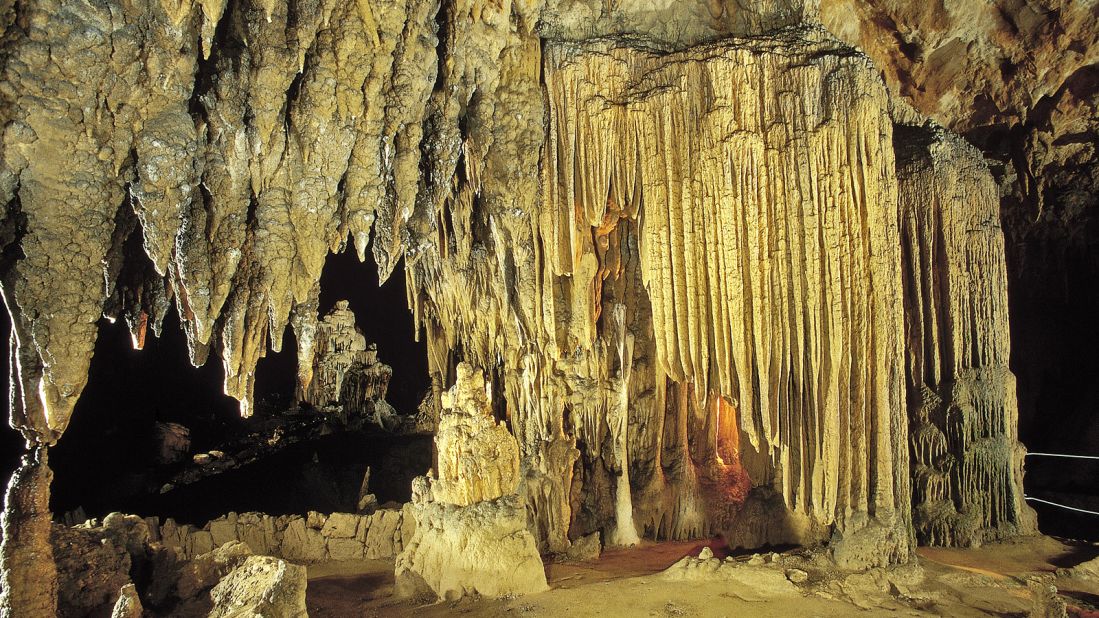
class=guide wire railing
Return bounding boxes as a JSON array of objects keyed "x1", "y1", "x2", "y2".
[{"x1": 1023, "y1": 452, "x2": 1099, "y2": 516}]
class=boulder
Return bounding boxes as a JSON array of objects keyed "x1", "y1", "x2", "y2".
[
  {"x1": 395, "y1": 495, "x2": 548, "y2": 600},
  {"x1": 280, "y1": 517, "x2": 326, "y2": 563},
  {"x1": 321, "y1": 512, "x2": 361, "y2": 539},
  {"x1": 209, "y1": 556, "x2": 307, "y2": 618},
  {"x1": 51, "y1": 524, "x2": 132, "y2": 618}
]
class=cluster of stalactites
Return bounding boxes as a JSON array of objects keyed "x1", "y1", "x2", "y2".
[
  {"x1": 539, "y1": 28, "x2": 910, "y2": 532},
  {"x1": 896, "y1": 125, "x2": 1035, "y2": 546},
  {"x1": 0, "y1": 0, "x2": 438, "y2": 441}
]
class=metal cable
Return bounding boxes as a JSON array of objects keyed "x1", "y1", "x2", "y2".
[
  {"x1": 1026, "y1": 452, "x2": 1099, "y2": 461},
  {"x1": 1024, "y1": 496, "x2": 1099, "y2": 516}
]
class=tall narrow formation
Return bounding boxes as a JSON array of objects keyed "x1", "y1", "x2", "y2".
[
  {"x1": 395, "y1": 363, "x2": 547, "y2": 600},
  {"x1": 0, "y1": 449, "x2": 56, "y2": 616},
  {"x1": 896, "y1": 124, "x2": 1038, "y2": 546},
  {"x1": 299, "y1": 301, "x2": 393, "y2": 418}
]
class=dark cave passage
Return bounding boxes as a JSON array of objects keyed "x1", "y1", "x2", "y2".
[{"x1": 0, "y1": 248, "x2": 436, "y2": 525}]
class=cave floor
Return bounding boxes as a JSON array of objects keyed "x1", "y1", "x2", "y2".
[{"x1": 305, "y1": 536, "x2": 1099, "y2": 617}]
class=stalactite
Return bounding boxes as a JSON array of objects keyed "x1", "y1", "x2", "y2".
[{"x1": 536, "y1": 27, "x2": 911, "y2": 561}]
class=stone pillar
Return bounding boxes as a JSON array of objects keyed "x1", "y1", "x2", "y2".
[{"x1": 0, "y1": 447, "x2": 57, "y2": 617}]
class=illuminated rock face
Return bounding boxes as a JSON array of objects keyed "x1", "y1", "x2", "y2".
[
  {"x1": 896, "y1": 125, "x2": 1038, "y2": 546},
  {"x1": 0, "y1": 0, "x2": 1071, "y2": 608},
  {"x1": 299, "y1": 300, "x2": 393, "y2": 418}
]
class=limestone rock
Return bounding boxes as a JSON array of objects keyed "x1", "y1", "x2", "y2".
[
  {"x1": 661, "y1": 553, "x2": 799, "y2": 601},
  {"x1": 299, "y1": 301, "x2": 394, "y2": 422},
  {"x1": 395, "y1": 495, "x2": 548, "y2": 601},
  {"x1": 396, "y1": 364, "x2": 547, "y2": 600},
  {"x1": 153, "y1": 422, "x2": 192, "y2": 465},
  {"x1": 559, "y1": 532, "x2": 601, "y2": 563},
  {"x1": 176, "y1": 541, "x2": 254, "y2": 601},
  {"x1": 432, "y1": 363, "x2": 521, "y2": 507},
  {"x1": 110, "y1": 583, "x2": 143, "y2": 618},
  {"x1": 51, "y1": 524, "x2": 131, "y2": 618},
  {"x1": 1066, "y1": 555, "x2": 1099, "y2": 583},
  {"x1": 279, "y1": 517, "x2": 327, "y2": 564},
  {"x1": 208, "y1": 556, "x2": 307, "y2": 618}
]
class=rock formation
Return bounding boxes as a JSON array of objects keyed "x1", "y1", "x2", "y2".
[
  {"x1": 207, "y1": 555, "x2": 308, "y2": 618},
  {"x1": 896, "y1": 124, "x2": 1038, "y2": 546},
  {"x1": 395, "y1": 363, "x2": 547, "y2": 599},
  {"x1": 298, "y1": 300, "x2": 394, "y2": 423},
  {"x1": 2, "y1": 0, "x2": 1092, "y2": 608}
]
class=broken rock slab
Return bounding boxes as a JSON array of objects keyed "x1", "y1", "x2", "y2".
[
  {"x1": 208, "y1": 555, "x2": 308, "y2": 618},
  {"x1": 660, "y1": 550, "x2": 800, "y2": 602}
]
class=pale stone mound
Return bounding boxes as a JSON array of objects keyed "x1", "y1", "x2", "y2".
[
  {"x1": 208, "y1": 555, "x2": 308, "y2": 618},
  {"x1": 660, "y1": 550, "x2": 800, "y2": 602},
  {"x1": 395, "y1": 363, "x2": 547, "y2": 600},
  {"x1": 396, "y1": 495, "x2": 548, "y2": 600}
]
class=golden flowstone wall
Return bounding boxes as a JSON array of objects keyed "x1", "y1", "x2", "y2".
[{"x1": 535, "y1": 31, "x2": 911, "y2": 560}]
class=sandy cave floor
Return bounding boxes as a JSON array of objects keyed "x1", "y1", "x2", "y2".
[{"x1": 305, "y1": 536, "x2": 1099, "y2": 617}]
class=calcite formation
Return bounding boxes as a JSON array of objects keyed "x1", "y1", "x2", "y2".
[
  {"x1": 431, "y1": 363, "x2": 521, "y2": 506},
  {"x1": 395, "y1": 363, "x2": 547, "y2": 599},
  {"x1": 896, "y1": 124, "x2": 1038, "y2": 547},
  {"x1": 299, "y1": 300, "x2": 393, "y2": 420},
  {"x1": 0, "y1": 0, "x2": 1080, "y2": 609}
]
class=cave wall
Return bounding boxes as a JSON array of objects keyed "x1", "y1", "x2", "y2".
[{"x1": 2, "y1": 0, "x2": 1094, "y2": 610}]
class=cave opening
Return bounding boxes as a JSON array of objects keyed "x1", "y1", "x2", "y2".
[{"x1": 0, "y1": 247, "x2": 434, "y2": 527}]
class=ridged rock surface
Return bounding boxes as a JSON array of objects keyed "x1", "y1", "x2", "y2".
[
  {"x1": 896, "y1": 124, "x2": 1038, "y2": 546},
  {"x1": 1, "y1": 0, "x2": 1075, "y2": 606}
]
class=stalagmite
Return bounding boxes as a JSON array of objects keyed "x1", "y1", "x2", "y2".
[
  {"x1": 395, "y1": 363, "x2": 547, "y2": 599},
  {"x1": 0, "y1": 448, "x2": 57, "y2": 617},
  {"x1": 299, "y1": 300, "x2": 394, "y2": 420},
  {"x1": 896, "y1": 124, "x2": 1038, "y2": 546}
]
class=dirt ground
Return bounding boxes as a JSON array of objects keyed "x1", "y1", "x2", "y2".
[{"x1": 306, "y1": 535, "x2": 1099, "y2": 617}]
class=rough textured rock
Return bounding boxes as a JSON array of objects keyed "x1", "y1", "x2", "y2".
[
  {"x1": 110, "y1": 583, "x2": 143, "y2": 618},
  {"x1": 0, "y1": 449, "x2": 57, "y2": 617},
  {"x1": 396, "y1": 495, "x2": 549, "y2": 600},
  {"x1": 396, "y1": 364, "x2": 548, "y2": 599},
  {"x1": 51, "y1": 523, "x2": 132, "y2": 618},
  {"x1": 208, "y1": 555, "x2": 308, "y2": 618},
  {"x1": 153, "y1": 422, "x2": 192, "y2": 465},
  {"x1": 299, "y1": 300, "x2": 394, "y2": 422},
  {"x1": 661, "y1": 552, "x2": 800, "y2": 601},
  {"x1": 3, "y1": 0, "x2": 1084, "y2": 599},
  {"x1": 896, "y1": 123, "x2": 1037, "y2": 547},
  {"x1": 153, "y1": 508, "x2": 407, "y2": 564}
]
